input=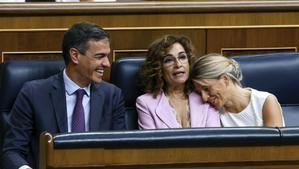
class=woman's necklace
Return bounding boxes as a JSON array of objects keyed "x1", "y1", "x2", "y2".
[{"x1": 166, "y1": 94, "x2": 190, "y2": 128}]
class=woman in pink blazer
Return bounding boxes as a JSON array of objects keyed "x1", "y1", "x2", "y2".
[{"x1": 136, "y1": 35, "x2": 220, "y2": 129}]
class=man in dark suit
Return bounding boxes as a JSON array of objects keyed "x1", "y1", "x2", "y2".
[{"x1": 2, "y1": 22, "x2": 126, "y2": 169}]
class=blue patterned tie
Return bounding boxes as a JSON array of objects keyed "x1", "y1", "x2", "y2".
[{"x1": 71, "y1": 89, "x2": 86, "y2": 132}]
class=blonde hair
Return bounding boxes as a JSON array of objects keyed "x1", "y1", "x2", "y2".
[{"x1": 190, "y1": 53, "x2": 243, "y2": 86}]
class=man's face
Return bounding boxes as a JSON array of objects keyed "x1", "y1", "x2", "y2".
[{"x1": 71, "y1": 39, "x2": 111, "y2": 87}]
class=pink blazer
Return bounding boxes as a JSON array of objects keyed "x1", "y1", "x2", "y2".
[{"x1": 136, "y1": 91, "x2": 220, "y2": 129}]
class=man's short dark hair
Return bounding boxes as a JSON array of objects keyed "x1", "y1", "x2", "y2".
[{"x1": 62, "y1": 22, "x2": 110, "y2": 65}]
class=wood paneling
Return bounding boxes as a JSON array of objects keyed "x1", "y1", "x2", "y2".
[
  {"x1": 0, "y1": 31, "x2": 63, "y2": 52},
  {"x1": 2, "y1": 12, "x2": 299, "y2": 29},
  {"x1": 0, "y1": 29, "x2": 206, "y2": 80},
  {"x1": 2, "y1": 1, "x2": 299, "y2": 28},
  {"x1": 221, "y1": 47, "x2": 297, "y2": 57},
  {"x1": 109, "y1": 29, "x2": 206, "y2": 57},
  {"x1": 1, "y1": 51, "x2": 62, "y2": 62},
  {"x1": 207, "y1": 28, "x2": 299, "y2": 54}
]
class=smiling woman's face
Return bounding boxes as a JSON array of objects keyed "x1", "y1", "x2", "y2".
[{"x1": 193, "y1": 76, "x2": 229, "y2": 109}]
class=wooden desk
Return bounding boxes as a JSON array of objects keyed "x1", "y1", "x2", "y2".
[{"x1": 40, "y1": 131, "x2": 299, "y2": 169}]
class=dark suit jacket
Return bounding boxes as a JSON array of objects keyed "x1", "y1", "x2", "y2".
[{"x1": 2, "y1": 72, "x2": 126, "y2": 169}]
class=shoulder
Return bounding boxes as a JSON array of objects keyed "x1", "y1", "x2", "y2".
[
  {"x1": 249, "y1": 88, "x2": 279, "y2": 110},
  {"x1": 264, "y1": 93, "x2": 279, "y2": 104},
  {"x1": 94, "y1": 81, "x2": 122, "y2": 93},
  {"x1": 250, "y1": 88, "x2": 272, "y2": 100},
  {"x1": 250, "y1": 88, "x2": 270, "y2": 95},
  {"x1": 189, "y1": 91, "x2": 207, "y2": 105},
  {"x1": 137, "y1": 92, "x2": 160, "y2": 102},
  {"x1": 136, "y1": 92, "x2": 166, "y2": 105},
  {"x1": 22, "y1": 73, "x2": 61, "y2": 91},
  {"x1": 189, "y1": 91, "x2": 217, "y2": 110}
]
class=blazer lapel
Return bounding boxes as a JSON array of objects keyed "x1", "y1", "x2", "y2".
[
  {"x1": 89, "y1": 84, "x2": 104, "y2": 131},
  {"x1": 189, "y1": 92, "x2": 204, "y2": 127},
  {"x1": 155, "y1": 92, "x2": 180, "y2": 128},
  {"x1": 50, "y1": 73, "x2": 68, "y2": 133}
]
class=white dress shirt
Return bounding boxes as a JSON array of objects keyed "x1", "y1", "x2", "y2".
[{"x1": 63, "y1": 69, "x2": 91, "y2": 132}]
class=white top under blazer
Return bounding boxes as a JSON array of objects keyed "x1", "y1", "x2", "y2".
[{"x1": 220, "y1": 88, "x2": 285, "y2": 127}]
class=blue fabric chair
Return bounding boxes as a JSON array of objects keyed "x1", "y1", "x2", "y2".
[
  {"x1": 0, "y1": 60, "x2": 65, "y2": 167},
  {"x1": 232, "y1": 52, "x2": 299, "y2": 126},
  {"x1": 111, "y1": 53, "x2": 299, "y2": 128},
  {"x1": 110, "y1": 57, "x2": 145, "y2": 130}
]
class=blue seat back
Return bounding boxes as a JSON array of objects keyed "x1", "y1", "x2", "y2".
[
  {"x1": 0, "y1": 60, "x2": 65, "y2": 164},
  {"x1": 232, "y1": 52, "x2": 299, "y2": 126},
  {"x1": 110, "y1": 57, "x2": 145, "y2": 130}
]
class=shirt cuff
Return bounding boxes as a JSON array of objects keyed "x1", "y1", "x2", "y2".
[{"x1": 19, "y1": 165, "x2": 32, "y2": 169}]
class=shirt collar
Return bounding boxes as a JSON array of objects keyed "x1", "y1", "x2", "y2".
[{"x1": 63, "y1": 69, "x2": 90, "y2": 96}]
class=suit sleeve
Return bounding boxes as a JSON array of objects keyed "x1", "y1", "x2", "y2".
[
  {"x1": 2, "y1": 83, "x2": 34, "y2": 169},
  {"x1": 136, "y1": 96, "x2": 156, "y2": 129},
  {"x1": 111, "y1": 87, "x2": 126, "y2": 130}
]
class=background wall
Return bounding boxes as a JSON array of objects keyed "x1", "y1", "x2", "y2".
[{"x1": 1, "y1": 0, "x2": 299, "y2": 80}]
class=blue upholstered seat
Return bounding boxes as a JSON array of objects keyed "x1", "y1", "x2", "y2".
[
  {"x1": 232, "y1": 52, "x2": 299, "y2": 126},
  {"x1": 110, "y1": 57, "x2": 145, "y2": 130},
  {"x1": 111, "y1": 53, "x2": 299, "y2": 128},
  {"x1": 0, "y1": 60, "x2": 65, "y2": 166}
]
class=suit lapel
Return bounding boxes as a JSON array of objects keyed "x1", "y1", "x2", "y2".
[
  {"x1": 89, "y1": 84, "x2": 104, "y2": 131},
  {"x1": 189, "y1": 92, "x2": 204, "y2": 127},
  {"x1": 50, "y1": 73, "x2": 68, "y2": 133},
  {"x1": 155, "y1": 92, "x2": 180, "y2": 128}
]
